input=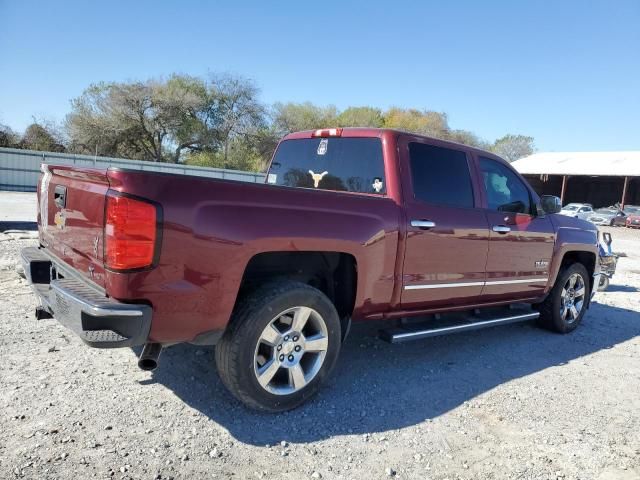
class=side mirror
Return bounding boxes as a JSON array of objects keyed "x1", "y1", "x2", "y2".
[{"x1": 540, "y1": 195, "x2": 562, "y2": 214}]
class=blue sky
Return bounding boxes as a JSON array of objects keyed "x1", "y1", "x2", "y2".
[{"x1": 1, "y1": 0, "x2": 638, "y2": 151}]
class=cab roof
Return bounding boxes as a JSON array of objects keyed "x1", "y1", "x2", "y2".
[{"x1": 281, "y1": 127, "x2": 506, "y2": 163}]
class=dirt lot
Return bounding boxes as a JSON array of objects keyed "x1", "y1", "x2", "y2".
[{"x1": 1, "y1": 222, "x2": 639, "y2": 480}]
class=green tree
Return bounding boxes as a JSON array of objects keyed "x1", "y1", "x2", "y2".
[
  {"x1": 20, "y1": 121, "x2": 65, "y2": 152},
  {"x1": 446, "y1": 129, "x2": 489, "y2": 149},
  {"x1": 272, "y1": 102, "x2": 338, "y2": 135},
  {"x1": 383, "y1": 107, "x2": 449, "y2": 137},
  {"x1": 336, "y1": 106, "x2": 384, "y2": 127},
  {"x1": 65, "y1": 73, "x2": 267, "y2": 164},
  {"x1": 491, "y1": 134, "x2": 535, "y2": 162},
  {"x1": 209, "y1": 74, "x2": 266, "y2": 163},
  {"x1": 184, "y1": 138, "x2": 264, "y2": 172},
  {"x1": 0, "y1": 123, "x2": 20, "y2": 148},
  {"x1": 66, "y1": 75, "x2": 208, "y2": 162}
]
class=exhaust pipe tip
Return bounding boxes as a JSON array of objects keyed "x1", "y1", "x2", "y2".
[
  {"x1": 138, "y1": 357, "x2": 158, "y2": 371},
  {"x1": 138, "y1": 343, "x2": 162, "y2": 371}
]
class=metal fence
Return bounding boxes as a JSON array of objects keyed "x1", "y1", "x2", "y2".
[{"x1": 0, "y1": 147, "x2": 266, "y2": 191}]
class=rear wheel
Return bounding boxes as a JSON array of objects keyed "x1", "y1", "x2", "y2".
[
  {"x1": 215, "y1": 281, "x2": 342, "y2": 412},
  {"x1": 537, "y1": 263, "x2": 590, "y2": 333}
]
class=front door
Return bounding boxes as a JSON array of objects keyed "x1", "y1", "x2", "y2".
[
  {"x1": 478, "y1": 156, "x2": 555, "y2": 301},
  {"x1": 400, "y1": 139, "x2": 490, "y2": 309}
]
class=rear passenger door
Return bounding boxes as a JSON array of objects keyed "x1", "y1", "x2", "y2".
[
  {"x1": 478, "y1": 157, "x2": 555, "y2": 301},
  {"x1": 399, "y1": 138, "x2": 490, "y2": 309}
]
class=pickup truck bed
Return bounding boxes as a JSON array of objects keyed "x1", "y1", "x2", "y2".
[{"x1": 22, "y1": 127, "x2": 600, "y2": 411}]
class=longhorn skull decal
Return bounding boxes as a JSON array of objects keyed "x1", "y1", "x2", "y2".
[{"x1": 308, "y1": 170, "x2": 328, "y2": 188}]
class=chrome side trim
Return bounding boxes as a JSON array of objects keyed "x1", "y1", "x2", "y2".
[
  {"x1": 405, "y1": 281, "x2": 485, "y2": 290},
  {"x1": 405, "y1": 278, "x2": 548, "y2": 290},
  {"x1": 484, "y1": 278, "x2": 548, "y2": 286}
]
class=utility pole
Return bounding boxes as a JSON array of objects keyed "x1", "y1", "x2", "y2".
[{"x1": 621, "y1": 176, "x2": 629, "y2": 209}]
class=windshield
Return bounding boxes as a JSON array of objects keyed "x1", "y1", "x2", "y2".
[
  {"x1": 595, "y1": 208, "x2": 616, "y2": 214},
  {"x1": 268, "y1": 137, "x2": 386, "y2": 195}
]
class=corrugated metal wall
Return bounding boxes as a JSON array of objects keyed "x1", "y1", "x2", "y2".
[{"x1": 0, "y1": 147, "x2": 266, "y2": 191}]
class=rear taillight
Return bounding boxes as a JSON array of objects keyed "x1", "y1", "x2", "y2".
[
  {"x1": 311, "y1": 128, "x2": 342, "y2": 137},
  {"x1": 105, "y1": 192, "x2": 159, "y2": 271}
]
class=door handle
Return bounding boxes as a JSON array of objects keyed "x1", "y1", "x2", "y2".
[
  {"x1": 54, "y1": 185, "x2": 66, "y2": 208},
  {"x1": 411, "y1": 220, "x2": 436, "y2": 229},
  {"x1": 492, "y1": 225, "x2": 511, "y2": 234}
]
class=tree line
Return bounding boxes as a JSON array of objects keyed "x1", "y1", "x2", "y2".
[{"x1": 0, "y1": 73, "x2": 535, "y2": 170}]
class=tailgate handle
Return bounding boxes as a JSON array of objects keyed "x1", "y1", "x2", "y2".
[{"x1": 54, "y1": 185, "x2": 67, "y2": 208}]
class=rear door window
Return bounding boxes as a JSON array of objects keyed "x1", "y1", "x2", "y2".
[
  {"x1": 269, "y1": 137, "x2": 386, "y2": 195},
  {"x1": 408, "y1": 142, "x2": 475, "y2": 208}
]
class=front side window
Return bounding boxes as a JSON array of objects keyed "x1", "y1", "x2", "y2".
[
  {"x1": 269, "y1": 137, "x2": 386, "y2": 195},
  {"x1": 408, "y1": 143, "x2": 474, "y2": 208},
  {"x1": 479, "y1": 157, "x2": 532, "y2": 215}
]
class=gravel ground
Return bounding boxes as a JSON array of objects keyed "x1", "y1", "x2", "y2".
[{"x1": 1, "y1": 225, "x2": 639, "y2": 480}]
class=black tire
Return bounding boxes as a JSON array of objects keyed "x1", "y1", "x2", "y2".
[
  {"x1": 215, "y1": 281, "x2": 342, "y2": 412},
  {"x1": 537, "y1": 263, "x2": 590, "y2": 333}
]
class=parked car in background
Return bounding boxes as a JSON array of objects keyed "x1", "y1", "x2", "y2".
[
  {"x1": 560, "y1": 203, "x2": 594, "y2": 220},
  {"x1": 626, "y1": 208, "x2": 640, "y2": 228},
  {"x1": 588, "y1": 207, "x2": 627, "y2": 226},
  {"x1": 624, "y1": 205, "x2": 640, "y2": 216}
]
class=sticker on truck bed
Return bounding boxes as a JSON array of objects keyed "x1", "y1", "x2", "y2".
[
  {"x1": 267, "y1": 173, "x2": 277, "y2": 184},
  {"x1": 317, "y1": 138, "x2": 328, "y2": 155}
]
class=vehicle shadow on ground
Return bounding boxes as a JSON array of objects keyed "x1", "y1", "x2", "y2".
[
  {"x1": 0, "y1": 221, "x2": 38, "y2": 232},
  {"x1": 604, "y1": 284, "x2": 639, "y2": 293},
  {"x1": 147, "y1": 300, "x2": 639, "y2": 446}
]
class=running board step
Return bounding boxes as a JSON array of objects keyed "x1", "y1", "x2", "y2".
[{"x1": 379, "y1": 311, "x2": 540, "y2": 344}]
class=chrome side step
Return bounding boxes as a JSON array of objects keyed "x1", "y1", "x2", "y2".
[{"x1": 379, "y1": 311, "x2": 540, "y2": 344}]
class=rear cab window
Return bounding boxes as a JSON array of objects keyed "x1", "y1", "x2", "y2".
[{"x1": 268, "y1": 137, "x2": 386, "y2": 195}]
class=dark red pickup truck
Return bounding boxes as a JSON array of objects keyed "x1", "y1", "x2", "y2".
[{"x1": 22, "y1": 128, "x2": 600, "y2": 411}]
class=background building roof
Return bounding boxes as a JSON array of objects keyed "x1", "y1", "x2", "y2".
[{"x1": 512, "y1": 151, "x2": 640, "y2": 177}]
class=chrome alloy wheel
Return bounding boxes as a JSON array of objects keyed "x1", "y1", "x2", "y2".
[
  {"x1": 253, "y1": 306, "x2": 329, "y2": 395},
  {"x1": 560, "y1": 273, "x2": 586, "y2": 324}
]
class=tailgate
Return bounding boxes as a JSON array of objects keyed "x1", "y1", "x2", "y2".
[{"x1": 38, "y1": 164, "x2": 110, "y2": 288}]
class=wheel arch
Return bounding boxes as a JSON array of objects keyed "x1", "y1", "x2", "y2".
[
  {"x1": 551, "y1": 249, "x2": 597, "y2": 298},
  {"x1": 235, "y1": 251, "x2": 358, "y2": 336}
]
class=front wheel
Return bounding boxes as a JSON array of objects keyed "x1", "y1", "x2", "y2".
[
  {"x1": 537, "y1": 263, "x2": 590, "y2": 333},
  {"x1": 215, "y1": 281, "x2": 342, "y2": 412}
]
